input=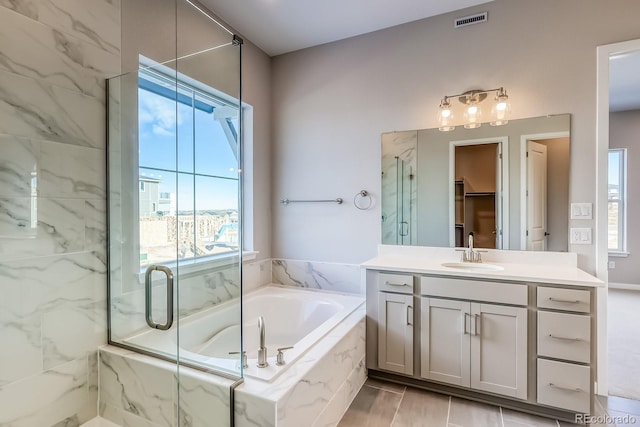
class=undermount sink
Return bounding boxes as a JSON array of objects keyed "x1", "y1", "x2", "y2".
[{"x1": 441, "y1": 262, "x2": 504, "y2": 271}]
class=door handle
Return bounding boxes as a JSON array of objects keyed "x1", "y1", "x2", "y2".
[
  {"x1": 145, "y1": 265, "x2": 174, "y2": 331},
  {"x1": 399, "y1": 221, "x2": 409, "y2": 237},
  {"x1": 463, "y1": 312, "x2": 469, "y2": 335},
  {"x1": 474, "y1": 314, "x2": 480, "y2": 336},
  {"x1": 406, "y1": 305, "x2": 413, "y2": 326}
]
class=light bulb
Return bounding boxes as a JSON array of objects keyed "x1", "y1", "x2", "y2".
[
  {"x1": 438, "y1": 98, "x2": 455, "y2": 131},
  {"x1": 464, "y1": 103, "x2": 482, "y2": 129},
  {"x1": 490, "y1": 89, "x2": 511, "y2": 126}
]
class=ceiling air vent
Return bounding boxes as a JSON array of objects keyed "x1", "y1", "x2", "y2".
[{"x1": 454, "y1": 12, "x2": 488, "y2": 28}]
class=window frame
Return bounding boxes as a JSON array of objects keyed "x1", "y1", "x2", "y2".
[
  {"x1": 136, "y1": 63, "x2": 255, "y2": 275},
  {"x1": 608, "y1": 148, "x2": 628, "y2": 256}
]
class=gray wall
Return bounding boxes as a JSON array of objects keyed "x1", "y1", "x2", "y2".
[
  {"x1": 271, "y1": 0, "x2": 640, "y2": 271},
  {"x1": 609, "y1": 109, "x2": 640, "y2": 285}
]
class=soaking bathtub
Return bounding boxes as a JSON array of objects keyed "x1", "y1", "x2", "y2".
[{"x1": 124, "y1": 284, "x2": 364, "y2": 382}]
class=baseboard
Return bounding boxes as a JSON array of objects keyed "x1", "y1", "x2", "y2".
[{"x1": 609, "y1": 282, "x2": 640, "y2": 291}]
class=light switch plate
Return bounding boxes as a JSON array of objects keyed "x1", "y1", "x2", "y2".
[
  {"x1": 571, "y1": 203, "x2": 593, "y2": 219},
  {"x1": 570, "y1": 227, "x2": 592, "y2": 245}
]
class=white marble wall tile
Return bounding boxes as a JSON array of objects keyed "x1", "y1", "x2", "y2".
[
  {"x1": 178, "y1": 265, "x2": 240, "y2": 317},
  {"x1": 311, "y1": 356, "x2": 366, "y2": 427},
  {"x1": 272, "y1": 259, "x2": 362, "y2": 295},
  {"x1": 0, "y1": 251, "x2": 106, "y2": 317},
  {"x1": 0, "y1": 311, "x2": 42, "y2": 386},
  {"x1": 234, "y1": 390, "x2": 276, "y2": 427},
  {"x1": 0, "y1": 197, "x2": 86, "y2": 261},
  {"x1": 0, "y1": 134, "x2": 39, "y2": 198},
  {"x1": 43, "y1": 301, "x2": 107, "y2": 369},
  {"x1": 177, "y1": 373, "x2": 231, "y2": 427},
  {"x1": 0, "y1": 358, "x2": 90, "y2": 427},
  {"x1": 0, "y1": 0, "x2": 121, "y2": 55},
  {"x1": 242, "y1": 258, "x2": 272, "y2": 293},
  {"x1": 101, "y1": 403, "x2": 165, "y2": 427},
  {"x1": 100, "y1": 350, "x2": 175, "y2": 427},
  {"x1": 0, "y1": 69, "x2": 105, "y2": 148},
  {"x1": 40, "y1": 141, "x2": 106, "y2": 199},
  {"x1": 85, "y1": 199, "x2": 107, "y2": 255},
  {"x1": 0, "y1": 6, "x2": 119, "y2": 99}
]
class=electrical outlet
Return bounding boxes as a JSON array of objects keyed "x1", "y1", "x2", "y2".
[
  {"x1": 608, "y1": 261, "x2": 616, "y2": 269},
  {"x1": 570, "y1": 227, "x2": 592, "y2": 245}
]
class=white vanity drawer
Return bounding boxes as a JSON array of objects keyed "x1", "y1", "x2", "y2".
[
  {"x1": 378, "y1": 272, "x2": 414, "y2": 294},
  {"x1": 420, "y1": 276, "x2": 527, "y2": 306},
  {"x1": 537, "y1": 287, "x2": 590, "y2": 313},
  {"x1": 538, "y1": 311, "x2": 590, "y2": 363},
  {"x1": 537, "y1": 359, "x2": 590, "y2": 414}
]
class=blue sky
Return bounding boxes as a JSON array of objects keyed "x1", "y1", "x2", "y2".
[{"x1": 138, "y1": 87, "x2": 239, "y2": 211}]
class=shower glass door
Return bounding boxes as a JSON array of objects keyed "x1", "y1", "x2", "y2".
[{"x1": 107, "y1": 0, "x2": 242, "y2": 425}]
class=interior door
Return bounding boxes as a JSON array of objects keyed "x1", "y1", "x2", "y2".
[{"x1": 526, "y1": 140, "x2": 548, "y2": 250}]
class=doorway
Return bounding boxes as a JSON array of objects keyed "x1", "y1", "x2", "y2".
[
  {"x1": 596, "y1": 38, "x2": 640, "y2": 403},
  {"x1": 449, "y1": 137, "x2": 509, "y2": 249},
  {"x1": 520, "y1": 132, "x2": 570, "y2": 252}
]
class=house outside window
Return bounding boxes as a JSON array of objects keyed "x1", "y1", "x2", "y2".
[{"x1": 137, "y1": 68, "x2": 242, "y2": 267}]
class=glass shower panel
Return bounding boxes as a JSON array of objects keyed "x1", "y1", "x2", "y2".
[{"x1": 174, "y1": 15, "x2": 242, "y2": 377}]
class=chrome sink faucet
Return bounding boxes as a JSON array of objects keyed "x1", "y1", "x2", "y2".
[
  {"x1": 457, "y1": 232, "x2": 484, "y2": 263},
  {"x1": 257, "y1": 315, "x2": 268, "y2": 368}
]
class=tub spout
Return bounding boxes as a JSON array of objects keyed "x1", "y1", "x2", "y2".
[{"x1": 257, "y1": 316, "x2": 268, "y2": 368}]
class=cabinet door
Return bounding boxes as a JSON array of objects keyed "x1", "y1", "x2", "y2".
[
  {"x1": 420, "y1": 297, "x2": 471, "y2": 387},
  {"x1": 470, "y1": 303, "x2": 527, "y2": 399},
  {"x1": 378, "y1": 292, "x2": 414, "y2": 375}
]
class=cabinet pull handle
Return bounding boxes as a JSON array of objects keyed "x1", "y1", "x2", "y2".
[
  {"x1": 474, "y1": 314, "x2": 480, "y2": 336},
  {"x1": 548, "y1": 297, "x2": 581, "y2": 304},
  {"x1": 406, "y1": 305, "x2": 413, "y2": 326},
  {"x1": 549, "y1": 334, "x2": 582, "y2": 341},
  {"x1": 549, "y1": 383, "x2": 583, "y2": 393},
  {"x1": 463, "y1": 313, "x2": 469, "y2": 335},
  {"x1": 385, "y1": 281, "x2": 408, "y2": 287}
]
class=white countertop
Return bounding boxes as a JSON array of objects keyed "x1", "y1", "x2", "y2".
[{"x1": 361, "y1": 253, "x2": 604, "y2": 287}]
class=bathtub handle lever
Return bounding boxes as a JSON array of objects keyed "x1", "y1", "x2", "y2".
[
  {"x1": 229, "y1": 351, "x2": 248, "y2": 369},
  {"x1": 276, "y1": 346, "x2": 294, "y2": 366}
]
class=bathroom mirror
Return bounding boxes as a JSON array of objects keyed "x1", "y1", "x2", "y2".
[{"x1": 381, "y1": 114, "x2": 571, "y2": 251}]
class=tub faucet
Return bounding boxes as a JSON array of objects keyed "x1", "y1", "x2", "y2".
[{"x1": 257, "y1": 315, "x2": 268, "y2": 368}]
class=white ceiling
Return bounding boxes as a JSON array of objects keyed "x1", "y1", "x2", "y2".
[
  {"x1": 610, "y1": 50, "x2": 640, "y2": 112},
  {"x1": 200, "y1": 0, "x2": 493, "y2": 56}
]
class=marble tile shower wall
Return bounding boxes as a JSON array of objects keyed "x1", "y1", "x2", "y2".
[
  {"x1": 0, "y1": 1, "x2": 120, "y2": 426},
  {"x1": 272, "y1": 259, "x2": 363, "y2": 295}
]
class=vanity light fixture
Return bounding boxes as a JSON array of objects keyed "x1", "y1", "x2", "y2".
[{"x1": 437, "y1": 87, "x2": 511, "y2": 131}]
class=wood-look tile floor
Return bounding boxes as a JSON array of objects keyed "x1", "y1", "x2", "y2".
[{"x1": 337, "y1": 378, "x2": 640, "y2": 427}]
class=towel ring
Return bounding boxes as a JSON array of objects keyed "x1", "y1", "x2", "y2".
[{"x1": 354, "y1": 190, "x2": 372, "y2": 210}]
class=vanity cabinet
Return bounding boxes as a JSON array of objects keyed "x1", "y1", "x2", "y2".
[
  {"x1": 420, "y1": 277, "x2": 528, "y2": 399},
  {"x1": 536, "y1": 286, "x2": 592, "y2": 414},
  {"x1": 377, "y1": 273, "x2": 414, "y2": 375}
]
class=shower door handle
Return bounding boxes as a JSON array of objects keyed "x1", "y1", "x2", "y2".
[{"x1": 145, "y1": 265, "x2": 174, "y2": 331}]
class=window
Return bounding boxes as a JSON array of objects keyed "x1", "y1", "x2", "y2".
[
  {"x1": 608, "y1": 148, "x2": 627, "y2": 254},
  {"x1": 137, "y1": 68, "x2": 241, "y2": 267}
]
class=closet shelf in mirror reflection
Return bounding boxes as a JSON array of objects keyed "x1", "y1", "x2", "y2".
[{"x1": 280, "y1": 198, "x2": 343, "y2": 205}]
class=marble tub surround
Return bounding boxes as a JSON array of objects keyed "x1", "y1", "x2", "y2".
[
  {"x1": 363, "y1": 245, "x2": 603, "y2": 287},
  {"x1": 97, "y1": 303, "x2": 366, "y2": 427},
  {"x1": 99, "y1": 345, "x2": 237, "y2": 427},
  {"x1": 272, "y1": 259, "x2": 363, "y2": 295},
  {"x1": 0, "y1": 0, "x2": 119, "y2": 423}
]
